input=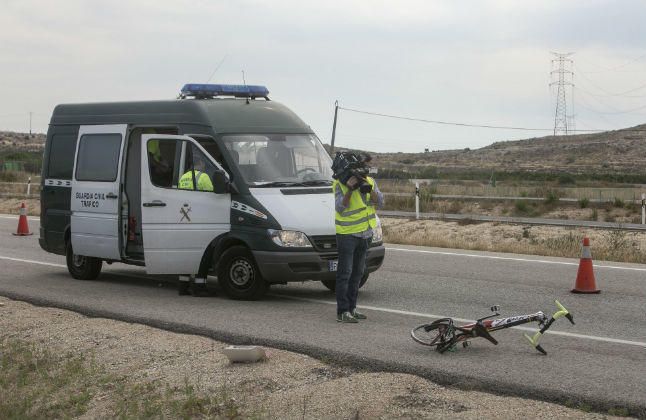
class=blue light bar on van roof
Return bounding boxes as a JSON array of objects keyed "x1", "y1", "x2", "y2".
[{"x1": 180, "y1": 83, "x2": 269, "y2": 99}]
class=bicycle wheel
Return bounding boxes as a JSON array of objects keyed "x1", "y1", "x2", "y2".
[{"x1": 411, "y1": 318, "x2": 455, "y2": 348}]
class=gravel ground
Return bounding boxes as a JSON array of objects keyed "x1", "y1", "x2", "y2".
[{"x1": 0, "y1": 296, "x2": 626, "y2": 419}]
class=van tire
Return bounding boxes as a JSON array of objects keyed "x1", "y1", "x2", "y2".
[
  {"x1": 66, "y1": 242, "x2": 102, "y2": 280},
  {"x1": 321, "y1": 272, "x2": 368, "y2": 292},
  {"x1": 217, "y1": 246, "x2": 267, "y2": 300}
]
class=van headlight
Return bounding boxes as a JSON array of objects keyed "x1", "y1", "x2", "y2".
[
  {"x1": 372, "y1": 217, "x2": 383, "y2": 244},
  {"x1": 268, "y1": 229, "x2": 313, "y2": 248}
]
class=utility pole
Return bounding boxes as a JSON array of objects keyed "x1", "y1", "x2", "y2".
[
  {"x1": 330, "y1": 100, "x2": 339, "y2": 154},
  {"x1": 29, "y1": 112, "x2": 33, "y2": 137},
  {"x1": 550, "y1": 52, "x2": 574, "y2": 136}
]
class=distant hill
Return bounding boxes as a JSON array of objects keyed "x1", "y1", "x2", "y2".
[
  {"x1": 354, "y1": 124, "x2": 646, "y2": 176},
  {"x1": 3, "y1": 125, "x2": 646, "y2": 177}
]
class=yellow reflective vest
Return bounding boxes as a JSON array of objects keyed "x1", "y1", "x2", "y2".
[
  {"x1": 333, "y1": 177, "x2": 377, "y2": 235},
  {"x1": 179, "y1": 170, "x2": 213, "y2": 192}
]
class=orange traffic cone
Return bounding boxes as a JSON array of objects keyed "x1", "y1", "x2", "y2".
[
  {"x1": 571, "y1": 237, "x2": 600, "y2": 293},
  {"x1": 12, "y1": 202, "x2": 33, "y2": 236}
]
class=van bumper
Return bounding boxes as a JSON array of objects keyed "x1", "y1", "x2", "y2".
[{"x1": 252, "y1": 245, "x2": 385, "y2": 284}]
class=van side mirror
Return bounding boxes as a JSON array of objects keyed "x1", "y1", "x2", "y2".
[{"x1": 212, "y1": 171, "x2": 230, "y2": 194}]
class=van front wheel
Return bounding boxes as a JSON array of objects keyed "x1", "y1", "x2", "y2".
[
  {"x1": 218, "y1": 246, "x2": 267, "y2": 300},
  {"x1": 66, "y1": 242, "x2": 102, "y2": 280}
]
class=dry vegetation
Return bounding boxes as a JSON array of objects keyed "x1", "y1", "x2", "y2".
[
  {"x1": 382, "y1": 217, "x2": 646, "y2": 264},
  {"x1": 0, "y1": 297, "x2": 628, "y2": 419},
  {"x1": 0, "y1": 131, "x2": 45, "y2": 152}
]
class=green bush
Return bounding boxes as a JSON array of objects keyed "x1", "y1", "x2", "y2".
[
  {"x1": 515, "y1": 200, "x2": 529, "y2": 213},
  {"x1": 613, "y1": 197, "x2": 625, "y2": 208},
  {"x1": 544, "y1": 190, "x2": 560, "y2": 205},
  {"x1": 578, "y1": 198, "x2": 590, "y2": 209}
]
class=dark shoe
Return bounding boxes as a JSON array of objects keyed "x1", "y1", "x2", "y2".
[
  {"x1": 351, "y1": 309, "x2": 367, "y2": 320},
  {"x1": 191, "y1": 283, "x2": 211, "y2": 297},
  {"x1": 337, "y1": 312, "x2": 358, "y2": 323},
  {"x1": 178, "y1": 281, "x2": 190, "y2": 296}
]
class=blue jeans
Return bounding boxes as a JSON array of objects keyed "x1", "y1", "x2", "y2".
[{"x1": 335, "y1": 234, "x2": 369, "y2": 315}]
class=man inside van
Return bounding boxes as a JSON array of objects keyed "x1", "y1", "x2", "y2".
[
  {"x1": 179, "y1": 155, "x2": 214, "y2": 192},
  {"x1": 333, "y1": 174, "x2": 384, "y2": 323}
]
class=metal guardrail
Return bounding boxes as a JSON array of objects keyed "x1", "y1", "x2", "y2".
[
  {"x1": 383, "y1": 192, "x2": 641, "y2": 204},
  {"x1": 379, "y1": 209, "x2": 646, "y2": 231}
]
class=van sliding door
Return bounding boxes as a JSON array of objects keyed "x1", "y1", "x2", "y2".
[{"x1": 70, "y1": 125, "x2": 127, "y2": 260}]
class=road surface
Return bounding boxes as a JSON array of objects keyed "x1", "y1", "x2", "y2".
[{"x1": 0, "y1": 215, "x2": 644, "y2": 416}]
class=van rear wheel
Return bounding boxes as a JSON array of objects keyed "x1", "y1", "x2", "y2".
[
  {"x1": 66, "y1": 242, "x2": 102, "y2": 280},
  {"x1": 218, "y1": 246, "x2": 267, "y2": 300},
  {"x1": 321, "y1": 272, "x2": 369, "y2": 292}
]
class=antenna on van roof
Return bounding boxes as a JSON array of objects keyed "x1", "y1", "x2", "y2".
[{"x1": 206, "y1": 54, "x2": 229, "y2": 83}]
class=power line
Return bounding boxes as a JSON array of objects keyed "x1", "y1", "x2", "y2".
[
  {"x1": 577, "y1": 52, "x2": 646, "y2": 73},
  {"x1": 338, "y1": 106, "x2": 601, "y2": 132},
  {"x1": 575, "y1": 86, "x2": 646, "y2": 115},
  {"x1": 575, "y1": 64, "x2": 646, "y2": 97}
]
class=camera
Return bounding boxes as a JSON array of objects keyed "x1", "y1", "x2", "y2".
[{"x1": 331, "y1": 151, "x2": 373, "y2": 194}]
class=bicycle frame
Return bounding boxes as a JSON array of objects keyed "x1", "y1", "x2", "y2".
[{"x1": 412, "y1": 300, "x2": 575, "y2": 355}]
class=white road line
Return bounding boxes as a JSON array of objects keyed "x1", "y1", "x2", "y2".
[
  {"x1": 0, "y1": 255, "x2": 65, "y2": 268},
  {"x1": 0, "y1": 215, "x2": 643, "y2": 271},
  {"x1": 0, "y1": 215, "x2": 40, "y2": 221},
  {"x1": 270, "y1": 294, "x2": 646, "y2": 348},
  {"x1": 386, "y1": 246, "x2": 646, "y2": 272},
  {"x1": 2, "y1": 253, "x2": 644, "y2": 348}
]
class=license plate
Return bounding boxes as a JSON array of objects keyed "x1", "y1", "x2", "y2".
[{"x1": 328, "y1": 260, "x2": 338, "y2": 272}]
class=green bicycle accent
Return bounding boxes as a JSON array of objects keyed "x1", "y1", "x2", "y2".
[{"x1": 524, "y1": 300, "x2": 575, "y2": 355}]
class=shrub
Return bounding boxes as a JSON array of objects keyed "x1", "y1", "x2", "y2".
[
  {"x1": 515, "y1": 200, "x2": 529, "y2": 213},
  {"x1": 613, "y1": 197, "x2": 625, "y2": 208},
  {"x1": 591, "y1": 209, "x2": 598, "y2": 221},
  {"x1": 544, "y1": 190, "x2": 560, "y2": 205},
  {"x1": 578, "y1": 198, "x2": 590, "y2": 209},
  {"x1": 558, "y1": 174, "x2": 576, "y2": 185}
]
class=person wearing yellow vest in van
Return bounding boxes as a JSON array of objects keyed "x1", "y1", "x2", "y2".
[
  {"x1": 333, "y1": 175, "x2": 384, "y2": 323},
  {"x1": 179, "y1": 156, "x2": 214, "y2": 192}
]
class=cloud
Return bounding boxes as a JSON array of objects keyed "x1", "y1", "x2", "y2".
[{"x1": 1, "y1": 0, "x2": 646, "y2": 151}]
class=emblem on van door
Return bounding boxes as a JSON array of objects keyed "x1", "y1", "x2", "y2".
[{"x1": 179, "y1": 205, "x2": 192, "y2": 222}]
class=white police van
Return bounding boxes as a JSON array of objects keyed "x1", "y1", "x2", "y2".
[{"x1": 39, "y1": 84, "x2": 385, "y2": 299}]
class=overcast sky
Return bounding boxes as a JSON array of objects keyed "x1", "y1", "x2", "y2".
[{"x1": 2, "y1": 0, "x2": 646, "y2": 152}]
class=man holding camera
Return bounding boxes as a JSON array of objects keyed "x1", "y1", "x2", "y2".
[{"x1": 333, "y1": 173, "x2": 384, "y2": 323}]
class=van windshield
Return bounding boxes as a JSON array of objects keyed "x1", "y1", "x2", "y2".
[{"x1": 222, "y1": 134, "x2": 333, "y2": 187}]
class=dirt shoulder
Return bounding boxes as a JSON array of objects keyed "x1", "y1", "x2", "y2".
[{"x1": 0, "y1": 297, "x2": 626, "y2": 419}]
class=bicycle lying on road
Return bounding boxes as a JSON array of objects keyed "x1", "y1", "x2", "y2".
[{"x1": 411, "y1": 300, "x2": 575, "y2": 355}]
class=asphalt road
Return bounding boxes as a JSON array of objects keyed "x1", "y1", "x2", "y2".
[{"x1": 1, "y1": 215, "x2": 645, "y2": 416}]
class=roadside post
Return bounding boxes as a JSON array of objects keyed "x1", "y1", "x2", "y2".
[
  {"x1": 642, "y1": 193, "x2": 645, "y2": 225},
  {"x1": 26, "y1": 177, "x2": 31, "y2": 197},
  {"x1": 415, "y1": 182, "x2": 420, "y2": 220}
]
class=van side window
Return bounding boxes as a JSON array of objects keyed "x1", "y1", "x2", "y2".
[
  {"x1": 147, "y1": 139, "x2": 178, "y2": 188},
  {"x1": 48, "y1": 134, "x2": 77, "y2": 179},
  {"x1": 75, "y1": 134, "x2": 122, "y2": 182},
  {"x1": 147, "y1": 139, "x2": 216, "y2": 192},
  {"x1": 178, "y1": 145, "x2": 217, "y2": 192}
]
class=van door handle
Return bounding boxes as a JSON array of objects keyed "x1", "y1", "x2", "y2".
[
  {"x1": 106, "y1": 192, "x2": 118, "y2": 199},
  {"x1": 143, "y1": 200, "x2": 166, "y2": 207}
]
